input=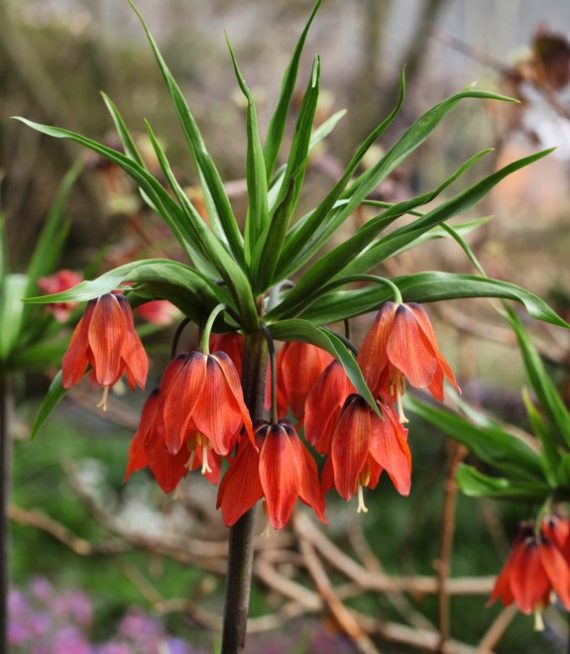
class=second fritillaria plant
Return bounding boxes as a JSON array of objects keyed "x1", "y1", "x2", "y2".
[{"x1": 19, "y1": 1, "x2": 570, "y2": 651}]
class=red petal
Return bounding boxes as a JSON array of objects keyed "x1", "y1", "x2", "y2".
[
  {"x1": 117, "y1": 295, "x2": 148, "y2": 390},
  {"x1": 539, "y1": 540, "x2": 570, "y2": 609},
  {"x1": 510, "y1": 540, "x2": 550, "y2": 614},
  {"x1": 277, "y1": 342, "x2": 333, "y2": 421},
  {"x1": 212, "y1": 353, "x2": 254, "y2": 447},
  {"x1": 320, "y1": 456, "x2": 335, "y2": 496},
  {"x1": 489, "y1": 552, "x2": 516, "y2": 606},
  {"x1": 87, "y1": 294, "x2": 127, "y2": 387},
  {"x1": 409, "y1": 303, "x2": 460, "y2": 395},
  {"x1": 286, "y1": 424, "x2": 327, "y2": 524},
  {"x1": 357, "y1": 302, "x2": 398, "y2": 396},
  {"x1": 210, "y1": 333, "x2": 244, "y2": 376},
  {"x1": 217, "y1": 440, "x2": 263, "y2": 526},
  {"x1": 191, "y1": 355, "x2": 247, "y2": 456},
  {"x1": 124, "y1": 389, "x2": 160, "y2": 481},
  {"x1": 161, "y1": 353, "x2": 207, "y2": 454},
  {"x1": 61, "y1": 301, "x2": 95, "y2": 388},
  {"x1": 330, "y1": 395, "x2": 371, "y2": 500},
  {"x1": 304, "y1": 361, "x2": 354, "y2": 453},
  {"x1": 386, "y1": 304, "x2": 438, "y2": 389},
  {"x1": 369, "y1": 406, "x2": 412, "y2": 496},
  {"x1": 259, "y1": 424, "x2": 300, "y2": 529},
  {"x1": 148, "y1": 443, "x2": 189, "y2": 493}
]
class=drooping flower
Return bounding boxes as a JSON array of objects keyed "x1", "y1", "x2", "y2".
[
  {"x1": 158, "y1": 351, "x2": 253, "y2": 458},
  {"x1": 61, "y1": 293, "x2": 148, "y2": 408},
  {"x1": 217, "y1": 419, "x2": 327, "y2": 530},
  {"x1": 490, "y1": 522, "x2": 570, "y2": 627},
  {"x1": 209, "y1": 332, "x2": 244, "y2": 377},
  {"x1": 322, "y1": 394, "x2": 412, "y2": 512},
  {"x1": 125, "y1": 389, "x2": 220, "y2": 491},
  {"x1": 304, "y1": 360, "x2": 354, "y2": 454},
  {"x1": 276, "y1": 342, "x2": 334, "y2": 421},
  {"x1": 135, "y1": 300, "x2": 180, "y2": 326},
  {"x1": 358, "y1": 302, "x2": 459, "y2": 421},
  {"x1": 38, "y1": 269, "x2": 83, "y2": 322}
]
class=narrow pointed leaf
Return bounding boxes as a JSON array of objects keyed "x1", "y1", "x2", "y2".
[
  {"x1": 31, "y1": 371, "x2": 67, "y2": 440},
  {"x1": 521, "y1": 388, "x2": 560, "y2": 486},
  {"x1": 267, "y1": 318, "x2": 378, "y2": 415},
  {"x1": 407, "y1": 395, "x2": 544, "y2": 482},
  {"x1": 128, "y1": 0, "x2": 244, "y2": 263},
  {"x1": 456, "y1": 464, "x2": 549, "y2": 501},
  {"x1": 293, "y1": 271, "x2": 568, "y2": 328},
  {"x1": 507, "y1": 309, "x2": 570, "y2": 447},
  {"x1": 101, "y1": 92, "x2": 145, "y2": 167},
  {"x1": 226, "y1": 36, "x2": 268, "y2": 259},
  {"x1": 0, "y1": 274, "x2": 27, "y2": 360},
  {"x1": 263, "y1": 0, "x2": 321, "y2": 178}
]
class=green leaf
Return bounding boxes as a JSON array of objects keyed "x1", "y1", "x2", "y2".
[
  {"x1": 0, "y1": 274, "x2": 27, "y2": 361},
  {"x1": 263, "y1": 0, "x2": 321, "y2": 178},
  {"x1": 24, "y1": 258, "x2": 222, "y2": 312},
  {"x1": 268, "y1": 148, "x2": 495, "y2": 318},
  {"x1": 276, "y1": 71, "x2": 407, "y2": 279},
  {"x1": 24, "y1": 161, "x2": 82, "y2": 302},
  {"x1": 251, "y1": 57, "x2": 321, "y2": 291},
  {"x1": 456, "y1": 464, "x2": 549, "y2": 501},
  {"x1": 506, "y1": 309, "x2": 570, "y2": 447},
  {"x1": 521, "y1": 387, "x2": 560, "y2": 486},
  {"x1": 100, "y1": 92, "x2": 145, "y2": 167},
  {"x1": 267, "y1": 318, "x2": 378, "y2": 415},
  {"x1": 127, "y1": 0, "x2": 244, "y2": 264},
  {"x1": 143, "y1": 121, "x2": 258, "y2": 327},
  {"x1": 407, "y1": 395, "x2": 545, "y2": 482},
  {"x1": 344, "y1": 149, "x2": 554, "y2": 277},
  {"x1": 294, "y1": 271, "x2": 568, "y2": 328},
  {"x1": 14, "y1": 117, "x2": 200, "y2": 262},
  {"x1": 226, "y1": 35, "x2": 268, "y2": 260},
  {"x1": 30, "y1": 371, "x2": 67, "y2": 440}
]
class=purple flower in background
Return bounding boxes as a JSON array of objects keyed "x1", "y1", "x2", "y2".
[
  {"x1": 30, "y1": 577, "x2": 54, "y2": 603},
  {"x1": 96, "y1": 642, "x2": 132, "y2": 654},
  {"x1": 51, "y1": 625, "x2": 92, "y2": 654}
]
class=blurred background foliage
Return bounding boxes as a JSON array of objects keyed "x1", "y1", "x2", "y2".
[{"x1": 2, "y1": 0, "x2": 570, "y2": 652}]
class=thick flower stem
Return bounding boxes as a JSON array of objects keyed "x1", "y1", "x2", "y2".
[
  {"x1": 0, "y1": 375, "x2": 10, "y2": 654},
  {"x1": 221, "y1": 331, "x2": 268, "y2": 654}
]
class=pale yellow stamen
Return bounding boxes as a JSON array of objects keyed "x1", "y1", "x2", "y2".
[
  {"x1": 96, "y1": 386, "x2": 110, "y2": 412},
  {"x1": 201, "y1": 445, "x2": 212, "y2": 475},
  {"x1": 395, "y1": 376, "x2": 409, "y2": 424},
  {"x1": 262, "y1": 518, "x2": 273, "y2": 538},
  {"x1": 173, "y1": 483, "x2": 184, "y2": 500},
  {"x1": 357, "y1": 485, "x2": 368, "y2": 514},
  {"x1": 533, "y1": 608, "x2": 544, "y2": 631}
]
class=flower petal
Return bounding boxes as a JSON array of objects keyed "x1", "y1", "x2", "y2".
[
  {"x1": 538, "y1": 540, "x2": 570, "y2": 609},
  {"x1": 357, "y1": 302, "x2": 398, "y2": 396},
  {"x1": 124, "y1": 389, "x2": 160, "y2": 481},
  {"x1": 259, "y1": 424, "x2": 300, "y2": 529},
  {"x1": 117, "y1": 295, "x2": 148, "y2": 390},
  {"x1": 218, "y1": 439, "x2": 263, "y2": 527},
  {"x1": 386, "y1": 304, "x2": 438, "y2": 389},
  {"x1": 369, "y1": 406, "x2": 412, "y2": 496},
  {"x1": 87, "y1": 294, "x2": 128, "y2": 387},
  {"x1": 331, "y1": 395, "x2": 371, "y2": 500},
  {"x1": 61, "y1": 300, "x2": 95, "y2": 388}
]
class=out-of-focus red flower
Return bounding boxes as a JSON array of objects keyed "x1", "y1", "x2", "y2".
[
  {"x1": 358, "y1": 302, "x2": 459, "y2": 421},
  {"x1": 304, "y1": 360, "x2": 354, "y2": 454},
  {"x1": 490, "y1": 520, "x2": 570, "y2": 625},
  {"x1": 135, "y1": 300, "x2": 180, "y2": 326},
  {"x1": 37, "y1": 269, "x2": 83, "y2": 322},
  {"x1": 209, "y1": 333, "x2": 244, "y2": 377},
  {"x1": 62, "y1": 294, "x2": 148, "y2": 408},
  {"x1": 217, "y1": 419, "x2": 327, "y2": 530},
  {"x1": 276, "y1": 342, "x2": 334, "y2": 421},
  {"x1": 321, "y1": 394, "x2": 411, "y2": 512},
  {"x1": 158, "y1": 351, "x2": 253, "y2": 458}
]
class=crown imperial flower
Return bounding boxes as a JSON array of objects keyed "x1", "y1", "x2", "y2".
[
  {"x1": 61, "y1": 293, "x2": 148, "y2": 409},
  {"x1": 217, "y1": 419, "x2": 327, "y2": 530}
]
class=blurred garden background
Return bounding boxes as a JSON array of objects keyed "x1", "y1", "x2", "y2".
[{"x1": 2, "y1": 0, "x2": 570, "y2": 652}]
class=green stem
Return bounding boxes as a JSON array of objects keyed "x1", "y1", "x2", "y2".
[
  {"x1": 333, "y1": 273, "x2": 403, "y2": 304},
  {"x1": 200, "y1": 303, "x2": 227, "y2": 354},
  {"x1": 221, "y1": 331, "x2": 268, "y2": 654},
  {"x1": 0, "y1": 374, "x2": 10, "y2": 654}
]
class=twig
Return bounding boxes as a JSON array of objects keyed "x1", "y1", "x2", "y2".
[
  {"x1": 436, "y1": 442, "x2": 467, "y2": 652},
  {"x1": 294, "y1": 515, "x2": 381, "y2": 654},
  {"x1": 477, "y1": 605, "x2": 517, "y2": 653}
]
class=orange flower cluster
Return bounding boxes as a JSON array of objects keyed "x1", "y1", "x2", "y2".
[
  {"x1": 490, "y1": 516, "x2": 570, "y2": 628},
  {"x1": 61, "y1": 298, "x2": 458, "y2": 529}
]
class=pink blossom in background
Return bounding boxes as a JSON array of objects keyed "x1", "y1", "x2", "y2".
[
  {"x1": 37, "y1": 269, "x2": 83, "y2": 322},
  {"x1": 135, "y1": 300, "x2": 180, "y2": 326}
]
